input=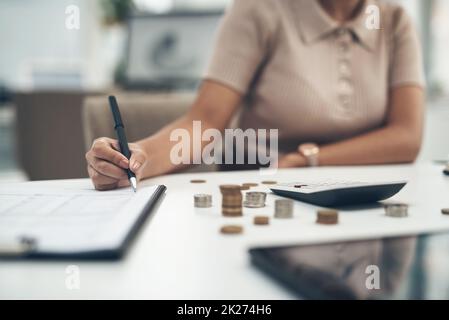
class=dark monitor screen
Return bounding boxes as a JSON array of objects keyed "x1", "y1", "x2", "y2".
[{"x1": 123, "y1": 11, "x2": 223, "y2": 90}]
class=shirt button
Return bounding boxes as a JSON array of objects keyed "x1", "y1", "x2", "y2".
[
  {"x1": 339, "y1": 43, "x2": 349, "y2": 53},
  {"x1": 340, "y1": 96, "x2": 351, "y2": 107},
  {"x1": 339, "y1": 61, "x2": 350, "y2": 76},
  {"x1": 337, "y1": 28, "x2": 347, "y2": 36},
  {"x1": 339, "y1": 79, "x2": 353, "y2": 95}
]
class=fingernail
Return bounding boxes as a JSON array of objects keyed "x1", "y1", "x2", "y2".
[
  {"x1": 132, "y1": 161, "x2": 141, "y2": 171},
  {"x1": 120, "y1": 159, "x2": 129, "y2": 168}
]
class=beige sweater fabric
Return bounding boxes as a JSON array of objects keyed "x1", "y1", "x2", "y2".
[{"x1": 204, "y1": 0, "x2": 425, "y2": 152}]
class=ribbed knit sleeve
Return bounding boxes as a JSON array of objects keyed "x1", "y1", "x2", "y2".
[
  {"x1": 389, "y1": 7, "x2": 425, "y2": 88},
  {"x1": 203, "y1": 0, "x2": 275, "y2": 94}
]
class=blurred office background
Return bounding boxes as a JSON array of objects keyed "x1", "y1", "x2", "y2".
[{"x1": 0, "y1": 0, "x2": 448, "y2": 182}]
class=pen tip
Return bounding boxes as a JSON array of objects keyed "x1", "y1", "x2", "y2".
[{"x1": 130, "y1": 177, "x2": 137, "y2": 193}]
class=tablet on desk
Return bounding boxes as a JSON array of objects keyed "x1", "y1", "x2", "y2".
[
  {"x1": 249, "y1": 233, "x2": 447, "y2": 299},
  {"x1": 0, "y1": 183, "x2": 166, "y2": 260}
]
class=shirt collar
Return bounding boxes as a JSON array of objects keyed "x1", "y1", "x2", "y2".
[{"x1": 295, "y1": 0, "x2": 379, "y2": 51}]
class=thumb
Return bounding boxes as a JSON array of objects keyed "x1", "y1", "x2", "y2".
[{"x1": 129, "y1": 150, "x2": 147, "y2": 173}]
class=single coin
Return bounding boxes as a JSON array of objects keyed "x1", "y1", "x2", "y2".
[
  {"x1": 246, "y1": 191, "x2": 267, "y2": 198},
  {"x1": 254, "y1": 216, "x2": 269, "y2": 225},
  {"x1": 441, "y1": 208, "x2": 449, "y2": 215},
  {"x1": 243, "y1": 201, "x2": 265, "y2": 208},
  {"x1": 222, "y1": 207, "x2": 243, "y2": 213},
  {"x1": 222, "y1": 207, "x2": 243, "y2": 217},
  {"x1": 384, "y1": 203, "x2": 408, "y2": 218},
  {"x1": 220, "y1": 225, "x2": 243, "y2": 234},
  {"x1": 220, "y1": 185, "x2": 242, "y2": 193},
  {"x1": 190, "y1": 179, "x2": 206, "y2": 183},
  {"x1": 240, "y1": 185, "x2": 251, "y2": 190},
  {"x1": 242, "y1": 183, "x2": 258, "y2": 187},
  {"x1": 262, "y1": 181, "x2": 277, "y2": 185},
  {"x1": 222, "y1": 194, "x2": 243, "y2": 200},
  {"x1": 316, "y1": 209, "x2": 339, "y2": 225},
  {"x1": 194, "y1": 194, "x2": 211, "y2": 200}
]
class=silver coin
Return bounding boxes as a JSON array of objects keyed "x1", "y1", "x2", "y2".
[
  {"x1": 194, "y1": 194, "x2": 212, "y2": 208},
  {"x1": 384, "y1": 203, "x2": 408, "y2": 217},
  {"x1": 243, "y1": 201, "x2": 265, "y2": 208},
  {"x1": 274, "y1": 199, "x2": 293, "y2": 218}
]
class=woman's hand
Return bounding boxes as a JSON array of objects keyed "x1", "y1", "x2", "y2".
[
  {"x1": 277, "y1": 152, "x2": 307, "y2": 168},
  {"x1": 85, "y1": 137, "x2": 148, "y2": 191}
]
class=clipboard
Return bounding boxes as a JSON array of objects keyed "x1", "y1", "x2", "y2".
[{"x1": 0, "y1": 185, "x2": 166, "y2": 260}]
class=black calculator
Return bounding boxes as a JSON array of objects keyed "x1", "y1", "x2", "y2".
[{"x1": 270, "y1": 180, "x2": 407, "y2": 207}]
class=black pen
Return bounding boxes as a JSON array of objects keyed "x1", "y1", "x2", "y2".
[{"x1": 108, "y1": 95, "x2": 137, "y2": 192}]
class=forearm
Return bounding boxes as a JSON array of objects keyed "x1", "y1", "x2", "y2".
[
  {"x1": 318, "y1": 125, "x2": 422, "y2": 166},
  {"x1": 135, "y1": 112, "x2": 224, "y2": 178},
  {"x1": 133, "y1": 80, "x2": 242, "y2": 179}
]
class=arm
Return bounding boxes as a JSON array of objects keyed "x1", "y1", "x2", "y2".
[
  {"x1": 85, "y1": 80, "x2": 242, "y2": 190},
  {"x1": 137, "y1": 80, "x2": 242, "y2": 178},
  {"x1": 278, "y1": 85, "x2": 424, "y2": 168}
]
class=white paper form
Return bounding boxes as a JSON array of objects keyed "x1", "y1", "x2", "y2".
[{"x1": 0, "y1": 184, "x2": 161, "y2": 253}]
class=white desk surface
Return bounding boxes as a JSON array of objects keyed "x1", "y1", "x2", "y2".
[{"x1": 1, "y1": 163, "x2": 449, "y2": 299}]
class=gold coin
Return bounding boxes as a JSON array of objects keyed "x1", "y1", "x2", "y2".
[
  {"x1": 223, "y1": 212, "x2": 243, "y2": 217},
  {"x1": 222, "y1": 204, "x2": 242, "y2": 208},
  {"x1": 220, "y1": 184, "x2": 241, "y2": 190},
  {"x1": 222, "y1": 207, "x2": 243, "y2": 212},
  {"x1": 261, "y1": 181, "x2": 277, "y2": 185},
  {"x1": 254, "y1": 216, "x2": 269, "y2": 225},
  {"x1": 220, "y1": 225, "x2": 243, "y2": 234},
  {"x1": 222, "y1": 194, "x2": 243, "y2": 200},
  {"x1": 240, "y1": 185, "x2": 250, "y2": 190},
  {"x1": 220, "y1": 185, "x2": 242, "y2": 195},
  {"x1": 316, "y1": 209, "x2": 339, "y2": 225},
  {"x1": 190, "y1": 179, "x2": 206, "y2": 183},
  {"x1": 242, "y1": 183, "x2": 258, "y2": 187}
]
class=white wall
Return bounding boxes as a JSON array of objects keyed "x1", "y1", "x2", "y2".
[{"x1": 0, "y1": 0, "x2": 122, "y2": 90}]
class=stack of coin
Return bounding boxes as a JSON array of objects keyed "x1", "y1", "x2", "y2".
[
  {"x1": 316, "y1": 209, "x2": 339, "y2": 225},
  {"x1": 193, "y1": 194, "x2": 212, "y2": 208},
  {"x1": 384, "y1": 203, "x2": 408, "y2": 217},
  {"x1": 274, "y1": 199, "x2": 294, "y2": 218},
  {"x1": 243, "y1": 192, "x2": 266, "y2": 208},
  {"x1": 220, "y1": 184, "x2": 243, "y2": 217}
]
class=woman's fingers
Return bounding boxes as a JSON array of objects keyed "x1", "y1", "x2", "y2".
[
  {"x1": 87, "y1": 165, "x2": 119, "y2": 191},
  {"x1": 129, "y1": 144, "x2": 148, "y2": 174},
  {"x1": 117, "y1": 179, "x2": 131, "y2": 188},
  {"x1": 90, "y1": 138, "x2": 129, "y2": 169},
  {"x1": 86, "y1": 137, "x2": 149, "y2": 191},
  {"x1": 86, "y1": 154, "x2": 128, "y2": 180}
]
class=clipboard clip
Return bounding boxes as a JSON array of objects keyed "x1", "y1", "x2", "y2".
[{"x1": 0, "y1": 236, "x2": 38, "y2": 257}]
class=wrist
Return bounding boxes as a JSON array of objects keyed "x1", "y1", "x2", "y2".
[
  {"x1": 298, "y1": 143, "x2": 320, "y2": 167},
  {"x1": 296, "y1": 153, "x2": 308, "y2": 167}
]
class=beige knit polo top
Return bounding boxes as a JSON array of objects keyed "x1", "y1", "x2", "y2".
[{"x1": 204, "y1": 0, "x2": 425, "y2": 153}]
